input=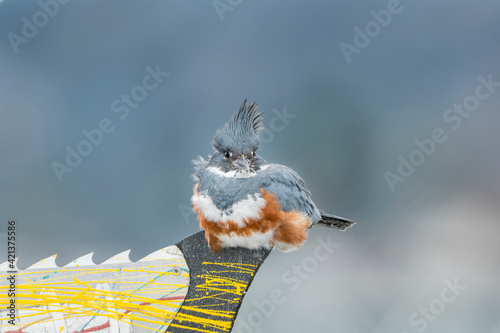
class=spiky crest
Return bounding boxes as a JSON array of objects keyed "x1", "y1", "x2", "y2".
[{"x1": 212, "y1": 100, "x2": 264, "y2": 152}]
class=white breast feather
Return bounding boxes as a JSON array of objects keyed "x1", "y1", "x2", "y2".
[
  {"x1": 192, "y1": 192, "x2": 267, "y2": 227},
  {"x1": 206, "y1": 165, "x2": 270, "y2": 178},
  {"x1": 217, "y1": 230, "x2": 275, "y2": 250}
]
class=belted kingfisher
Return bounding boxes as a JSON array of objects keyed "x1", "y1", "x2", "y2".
[{"x1": 192, "y1": 100, "x2": 354, "y2": 253}]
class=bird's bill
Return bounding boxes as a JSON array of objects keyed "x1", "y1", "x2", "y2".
[{"x1": 233, "y1": 156, "x2": 252, "y2": 172}]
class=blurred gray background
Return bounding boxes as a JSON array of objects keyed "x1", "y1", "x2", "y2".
[{"x1": 1, "y1": 0, "x2": 499, "y2": 332}]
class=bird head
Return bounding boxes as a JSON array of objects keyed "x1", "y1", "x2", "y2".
[{"x1": 209, "y1": 100, "x2": 265, "y2": 175}]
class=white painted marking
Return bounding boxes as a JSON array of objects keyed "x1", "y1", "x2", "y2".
[
  {"x1": 65, "y1": 252, "x2": 95, "y2": 267},
  {"x1": 101, "y1": 249, "x2": 131, "y2": 265},
  {"x1": 48, "y1": 292, "x2": 69, "y2": 333},
  {"x1": 27, "y1": 254, "x2": 57, "y2": 269}
]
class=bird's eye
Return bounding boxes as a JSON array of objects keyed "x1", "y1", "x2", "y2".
[
  {"x1": 224, "y1": 151, "x2": 231, "y2": 159},
  {"x1": 252, "y1": 150, "x2": 256, "y2": 157}
]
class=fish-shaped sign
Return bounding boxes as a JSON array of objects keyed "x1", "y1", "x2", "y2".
[{"x1": 0, "y1": 231, "x2": 271, "y2": 333}]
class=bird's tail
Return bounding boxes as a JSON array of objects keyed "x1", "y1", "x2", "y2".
[{"x1": 318, "y1": 213, "x2": 355, "y2": 231}]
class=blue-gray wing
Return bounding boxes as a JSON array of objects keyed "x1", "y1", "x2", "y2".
[{"x1": 259, "y1": 164, "x2": 322, "y2": 223}]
